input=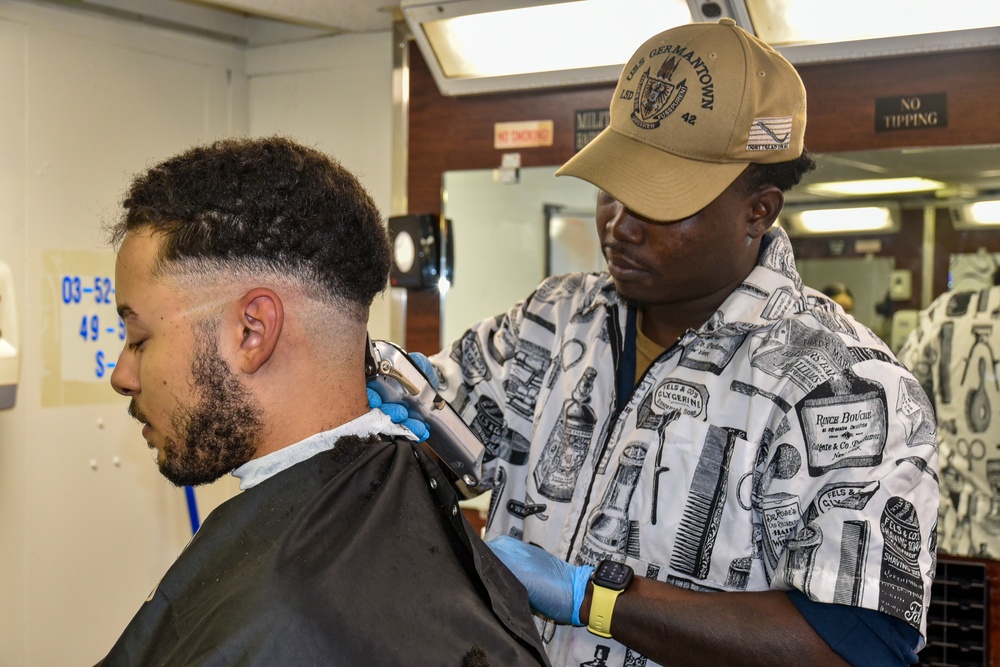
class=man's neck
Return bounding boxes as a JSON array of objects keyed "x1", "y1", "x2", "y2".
[
  {"x1": 638, "y1": 299, "x2": 719, "y2": 349},
  {"x1": 234, "y1": 409, "x2": 407, "y2": 490},
  {"x1": 251, "y1": 375, "x2": 370, "y2": 459},
  {"x1": 635, "y1": 267, "x2": 755, "y2": 348}
]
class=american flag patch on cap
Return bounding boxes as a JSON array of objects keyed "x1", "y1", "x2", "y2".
[{"x1": 747, "y1": 116, "x2": 793, "y2": 151}]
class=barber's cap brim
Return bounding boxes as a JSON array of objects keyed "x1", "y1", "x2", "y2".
[{"x1": 557, "y1": 126, "x2": 748, "y2": 222}]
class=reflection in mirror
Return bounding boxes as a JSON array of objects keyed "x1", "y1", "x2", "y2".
[
  {"x1": 441, "y1": 167, "x2": 597, "y2": 345},
  {"x1": 784, "y1": 144, "x2": 1000, "y2": 350},
  {"x1": 785, "y1": 144, "x2": 1000, "y2": 206},
  {"x1": 544, "y1": 204, "x2": 604, "y2": 276},
  {"x1": 796, "y1": 255, "x2": 895, "y2": 332},
  {"x1": 441, "y1": 145, "x2": 1000, "y2": 354},
  {"x1": 950, "y1": 250, "x2": 1000, "y2": 292}
]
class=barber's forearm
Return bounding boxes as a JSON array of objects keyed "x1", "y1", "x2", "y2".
[{"x1": 580, "y1": 576, "x2": 848, "y2": 667}]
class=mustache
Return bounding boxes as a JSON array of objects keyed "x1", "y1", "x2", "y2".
[
  {"x1": 603, "y1": 246, "x2": 648, "y2": 271},
  {"x1": 127, "y1": 399, "x2": 148, "y2": 425}
]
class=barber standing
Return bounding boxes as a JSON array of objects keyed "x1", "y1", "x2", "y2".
[{"x1": 423, "y1": 19, "x2": 938, "y2": 667}]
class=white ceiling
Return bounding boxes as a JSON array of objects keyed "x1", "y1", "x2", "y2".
[
  {"x1": 39, "y1": 0, "x2": 400, "y2": 44},
  {"x1": 32, "y1": 0, "x2": 1000, "y2": 200},
  {"x1": 188, "y1": 0, "x2": 399, "y2": 33}
]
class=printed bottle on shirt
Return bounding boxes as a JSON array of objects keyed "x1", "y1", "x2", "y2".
[
  {"x1": 878, "y1": 496, "x2": 924, "y2": 627},
  {"x1": 797, "y1": 369, "x2": 888, "y2": 476},
  {"x1": 785, "y1": 524, "x2": 823, "y2": 598},
  {"x1": 577, "y1": 441, "x2": 649, "y2": 565},
  {"x1": 470, "y1": 395, "x2": 505, "y2": 459},
  {"x1": 534, "y1": 367, "x2": 598, "y2": 502}
]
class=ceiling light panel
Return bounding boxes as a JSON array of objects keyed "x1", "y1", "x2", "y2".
[
  {"x1": 747, "y1": 0, "x2": 1000, "y2": 64},
  {"x1": 952, "y1": 199, "x2": 1000, "y2": 228},
  {"x1": 747, "y1": 0, "x2": 1000, "y2": 45},
  {"x1": 783, "y1": 202, "x2": 901, "y2": 236},
  {"x1": 804, "y1": 177, "x2": 947, "y2": 197},
  {"x1": 402, "y1": 0, "x2": 695, "y2": 95}
]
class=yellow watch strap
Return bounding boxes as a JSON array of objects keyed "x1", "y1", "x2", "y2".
[{"x1": 587, "y1": 584, "x2": 625, "y2": 638}]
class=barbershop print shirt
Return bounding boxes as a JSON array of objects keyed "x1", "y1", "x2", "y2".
[{"x1": 430, "y1": 226, "x2": 939, "y2": 667}]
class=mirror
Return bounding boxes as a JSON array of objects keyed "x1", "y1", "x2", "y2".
[
  {"x1": 441, "y1": 167, "x2": 598, "y2": 346},
  {"x1": 545, "y1": 204, "x2": 603, "y2": 276},
  {"x1": 796, "y1": 256, "x2": 895, "y2": 327},
  {"x1": 441, "y1": 144, "x2": 1000, "y2": 352},
  {"x1": 950, "y1": 249, "x2": 1000, "y2": 292}
]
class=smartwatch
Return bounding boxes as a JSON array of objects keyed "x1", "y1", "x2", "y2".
[{"x1": 587, "y1": 559, "x2": 634, "y2": 638}]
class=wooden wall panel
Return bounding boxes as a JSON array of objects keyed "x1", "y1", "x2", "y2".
[
  {"x1": 989, "y1": 558, "x2": 999, "y2": 665},
  {"x1": 798, "y1": 49, "x2": 1000, "y2": 154},
  {"x1": 407, "y1": 47, "x2": 614, "y2": 218}
]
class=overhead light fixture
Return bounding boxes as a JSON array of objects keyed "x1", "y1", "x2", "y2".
[
  {"x1": 747, "y1": 0, "x2": 1000, "y2": 63},
  {"x1": 748, "y1": 0, "x2": 1000, "y2": 45},
  {"x1": 401, "y1": 0, "x2": 1000, "y2": 95},
  {"x1": 401, "y1": 0, "x2": 718, "y2": 96},
  {"x1": 968, "y1": 200, "x2": 1000, "y2": 224},
  {"x1": 782, "y1": 202, "x2": 900, "y2": 236},
  {"x1": 950, "y1": 199, "x2": 1000, "y2": 228},
  {"x1": 803, "y1": 177, "x2": 946, "y2": 197}
]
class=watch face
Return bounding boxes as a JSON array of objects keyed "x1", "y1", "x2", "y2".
[{"x1": 593, "y1": 559, "x2": 634, "y2": 590}]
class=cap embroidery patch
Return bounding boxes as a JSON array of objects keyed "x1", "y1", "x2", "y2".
[
  {"x1": 631, "y1": 57, "x2": 688, "y2": 130},
  {"x1": 747, "y1": 116, "x2": 793, "y2": 151}
]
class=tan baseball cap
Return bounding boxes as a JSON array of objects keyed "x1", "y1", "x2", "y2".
[{"x1": 557, "y1": 18, "x2": 806, "y2": 222}]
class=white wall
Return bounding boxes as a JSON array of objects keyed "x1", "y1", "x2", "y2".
[
  {"x1": 0, "y1": 2, "x2": 394, "y2": 664},
  {"x1": 246, "y1": 31, "x2": 394, "y2": 336}
]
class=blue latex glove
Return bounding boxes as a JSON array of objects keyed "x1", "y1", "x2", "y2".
[
  {"x1": 408, "y1": 352, "x2": 438, "y2": 390},
  {"x1": 367, "y1": 385, "x2": 430, "y2": 443},
  {"x1": 366, "y1": 351, "x2": 437, "y2": 443},
  {"x1": 488, "y1": 535, "x2": 594, "y2": 626}
]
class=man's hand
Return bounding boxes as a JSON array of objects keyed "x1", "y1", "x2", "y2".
[{"x1": 488, "y1": 535, "x2": 593, "y2": 626}]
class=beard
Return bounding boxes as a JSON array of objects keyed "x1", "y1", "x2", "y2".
[{"x1": 129, "y1": 326, "x2": 265, "y2": 487}]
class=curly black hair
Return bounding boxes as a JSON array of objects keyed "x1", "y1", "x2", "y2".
[
  {"x1": 740, "y1": 149, "x2": 817, "y2": 194},
  {"x1": 111, "y1": 136, "x2": 391, "y2": 314}
]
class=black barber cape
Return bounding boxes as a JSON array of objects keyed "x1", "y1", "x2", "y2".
[{"x1": 98, "y1": 436, "x2": 549, "y2": 667}]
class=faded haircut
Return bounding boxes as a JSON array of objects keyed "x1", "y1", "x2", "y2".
[{"x1": 110, "y1": 136, "x2": 391, "y2": 322}]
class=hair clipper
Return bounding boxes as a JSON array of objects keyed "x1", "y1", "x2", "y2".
[{"x1": 365, "y1": 337, "x2": 489, "y2": 499}]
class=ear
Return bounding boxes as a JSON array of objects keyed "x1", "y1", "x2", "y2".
[
  {"x1": 235, "y1": 288, "x2": 283, "y2": 375},
  {"x1": 746, "y1": 186, "x2": 784, "y2": 240}
]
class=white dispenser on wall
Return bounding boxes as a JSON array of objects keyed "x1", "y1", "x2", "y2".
[{"x1": 0, "y1": 260, "x2": 20, "y2": 409}]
